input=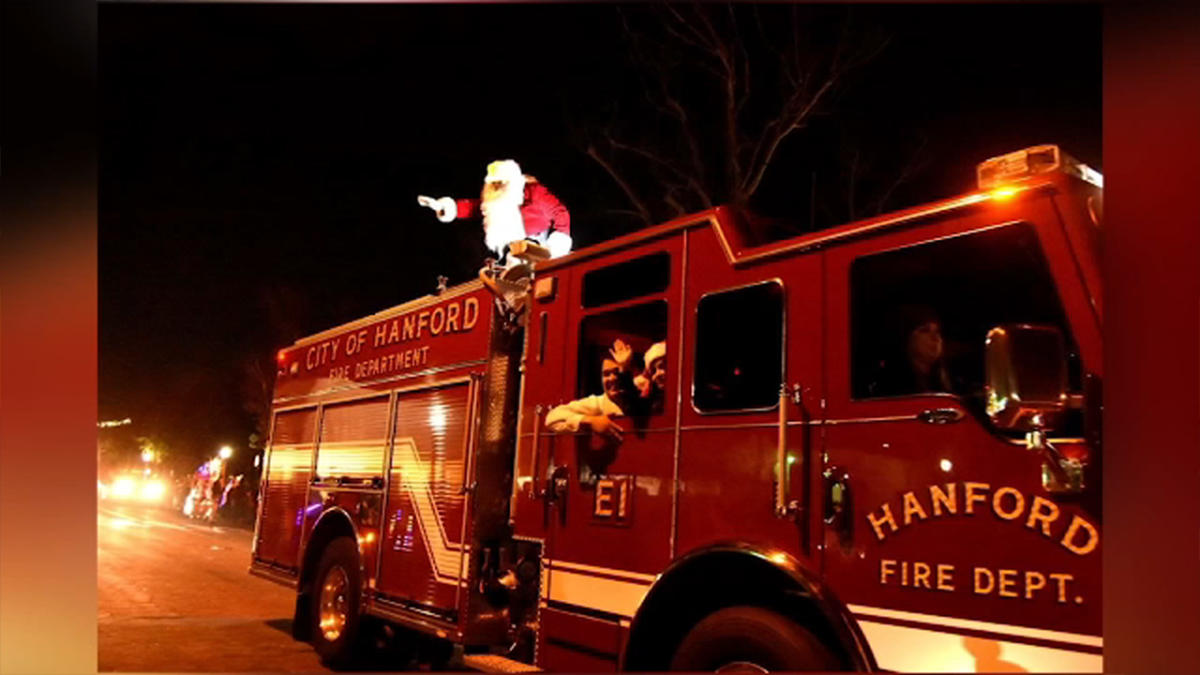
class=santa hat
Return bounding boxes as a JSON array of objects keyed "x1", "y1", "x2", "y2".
[
  {"x1": 634, "y1": 342, "x2": 667, "y2": 397},
  {"x1": 485, "y1": 159, "x2": 524, "y2": 184},
  {"x1": 643, "y1": 341, "x2": 667, "y2": 368}
]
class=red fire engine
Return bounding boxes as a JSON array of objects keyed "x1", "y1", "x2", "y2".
[{"x1": 251, "y1": 144, "x2": 1103, "y2": 672}]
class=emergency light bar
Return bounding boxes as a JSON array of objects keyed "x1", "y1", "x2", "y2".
[{"x1": 977, "y1": 144, "x2": 1103, "y2": 190}]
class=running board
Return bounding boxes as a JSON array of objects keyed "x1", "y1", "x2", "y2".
[{"x1": 462, "y1": 654, "x2": 542, "y2": 673}]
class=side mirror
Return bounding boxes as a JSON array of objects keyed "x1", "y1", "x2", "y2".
[
  {"x1": 985, "y1": 324, "x2": 1084, "y2": 494},
  {"x1": 985, "y1": 324, "x2": 1068, "y2": 431}
]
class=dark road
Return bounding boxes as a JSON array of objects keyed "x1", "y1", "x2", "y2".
[{"x1": 98, "y1": 502, "x2": 332, "y2": 672}]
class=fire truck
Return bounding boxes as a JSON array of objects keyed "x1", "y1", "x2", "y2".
[{"x1": 251, "y1": 144, "x2": 1103, "y2": 672}]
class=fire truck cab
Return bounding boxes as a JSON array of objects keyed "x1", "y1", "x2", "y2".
[{"x1": 252, "y1": 144, "x2": 1103, "y2": 672}]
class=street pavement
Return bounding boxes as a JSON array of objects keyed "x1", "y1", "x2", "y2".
[
  {"x1": 99, "y1": 501, "x2": 474, "y2": 672},
  {"x1": 99, "y1": 501, "x2": 334, "y2": 672}
]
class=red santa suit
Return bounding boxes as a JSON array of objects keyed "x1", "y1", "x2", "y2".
[{"x1": 420, "y1": 159, "x2": 572, "y2": 260}]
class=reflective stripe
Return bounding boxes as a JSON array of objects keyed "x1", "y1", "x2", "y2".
[
  {"x1": 393, "y1": 436, "x2": 467, "y2": 584},
  {"x1": 543, "y1": 561, "x2": 655, "y2": 618},
  {"x1": 855, "y1": 620, "x2": 1102, "y2": 673},
  {"x1": 847, "y1": 604, "x2": 1102, "y2": 648}
]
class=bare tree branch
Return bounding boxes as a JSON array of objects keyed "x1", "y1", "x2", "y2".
[
  {"x1": 586, "y1": 143, "x2": 653, "y2": 224},
  {"x1": 580, "y1": 3, "x2": 895, "y2": 227},
  {"x1": 872, "y1": 135, "x2": 929, "y2": 215},
  {"x1": 741, "y1": 76, "x2": 836, "y2": 197},
  {"x1": 607, "y1": 137, "x2": 713, "y2": 209}
]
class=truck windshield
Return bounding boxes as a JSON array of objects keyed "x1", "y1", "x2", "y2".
[{"x1": 850, "y1": 222, "x2": 1083, "y2": 403}]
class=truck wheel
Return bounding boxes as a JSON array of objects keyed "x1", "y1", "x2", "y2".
[
  {"x1": 669, "y1": 606, "x2": 843, "y2": 672},
  {"x1": 309, "y1": 537, "x2": 364, "y2": 668}
]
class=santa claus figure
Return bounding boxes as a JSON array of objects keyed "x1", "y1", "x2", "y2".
[{"x1": 418, "y1": 159, "x2": 572, "y2": 264}]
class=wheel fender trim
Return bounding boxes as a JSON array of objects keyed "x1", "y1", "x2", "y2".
[
  {"x1": 301, "y1": 508, "x2": 364, "y2": 594},
  {"x1": 626, "y1": 542, "x2": 877, "y2": 672}
]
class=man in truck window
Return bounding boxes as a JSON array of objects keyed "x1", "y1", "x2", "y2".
[{"x1": 545, "y1": 339, "x2": 636, "y2": 441}]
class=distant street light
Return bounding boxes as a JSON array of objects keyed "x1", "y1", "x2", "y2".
[
  {"x1": 141, "y1": 448, "x2": 154, "y2": 463},
  {"x1": 219, "y1": 445, "x2": 233, "y2": 460}
]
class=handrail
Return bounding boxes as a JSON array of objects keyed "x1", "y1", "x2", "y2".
[
  {"x1": 530, "y1": 405, "x2": 544, "y2": 498},
  {"x1": 776, "y1": 386, "x2": 789, "y2": 518}
]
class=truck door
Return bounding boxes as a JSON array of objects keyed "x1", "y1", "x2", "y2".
[
  {"x1": 821, "y1": 220, "x2": 1101, "y2": 672},
  {"x1": 673, "y1": 223, "x2": 824, "y2": 570},
  {"x1": 375, "y1": 378, "x2": 478, "y2": 618},
  {"x1": 536, "y1": 242, "x2": 681, "y2": 670},
  {"x1": 255, "y1": 406, "x2": 318, "y2": 573}
]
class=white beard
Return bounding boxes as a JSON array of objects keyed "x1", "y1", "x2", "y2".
[{"x1": 481, "y1": 180, "x2": 527, "y2": 256}]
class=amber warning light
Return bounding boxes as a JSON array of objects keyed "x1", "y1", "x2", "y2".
[{"x1": 976, "y1": 144, "x2": 1103, "y2": 190}]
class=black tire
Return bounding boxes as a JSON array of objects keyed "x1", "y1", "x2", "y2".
[
  {"x1": 309, "y1": 537, "x2": 365, "y2": 669},
  {"x1": 669, "y1": 606, "x2": 843, "y2": 672}
]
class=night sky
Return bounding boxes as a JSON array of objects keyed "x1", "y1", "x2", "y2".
[{"x1": 99, "y1": 3, "x2": 1100, "y2": 471}]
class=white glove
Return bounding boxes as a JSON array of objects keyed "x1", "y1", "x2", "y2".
[
  {"x1": 546, "y1": 231, "x2": 573, "y2": 258},
  {"x1": 417, "y1": 195, "x2": 457, "y2": 223}
]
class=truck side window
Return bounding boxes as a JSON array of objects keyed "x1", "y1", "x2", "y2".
[
  {"x1": 693, "y1": 281, "x2": 784, "y2": 412},
  {"x1": 850, "y1": 222, "x2": 1083, "y2": 401},
  {"x1": 581, "y1": 252, "x2": 671, "y2": 308},
  {"x1": 577, "y1": 300, "x2": 670, "y2": 412},
  {"x1": 315, "y1": 396, "x2": 390, "y2": 484}
]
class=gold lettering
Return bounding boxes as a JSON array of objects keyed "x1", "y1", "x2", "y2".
[
  {"x1": 388, "y1": 319, "x2": 400, "y2": 344},
  {"x1": 446, "y1": 303, "x2": 461, "y2": 332},
  {"x1": 1024, "y1": 571, "x2": 1046, "y2": 599},
  {"x1": 463, "y1": 297, "x2": 479, "y2": 329},
  {"x1": 403, "y1": 314, "x2": 416, "y2": 340},
  {"x1": 867, "y1": 504, "x2": 899, "y2": 541},
  {"x1": 902, "y1": 491, "x2": 928, "y2": 525},
  {"x1": 913, "y1": 562, "x2": 932, "y2": 589},
  {"x1": 431, "y1": 306, "x2": 446, "y2": 335},
  {"x1": 1049, "y1": 573, "x2": 1073, "y2": 603},
  {"x1": 998, "y1": 569, "x2": 1019, "y2": 598},
  {"x1": 964, "y1": 482, "x2": 990, "y2": 514},
  {"x1": 306, "y1": 346, "x2": 318, "y2": 370},
  {"x1": 992, "y1": 486, "x2": 1026, "y2": 521},
  {"x1": 937, "y1": 564, "x2": 955, "y2": 591},
  {"x1": 973, "y1": 567, "x2": 995, "y2": 595},
  {"x1": 374, "y1": 323, "x2": 387, "y2": 347},
  {"x1": 929, "y1": 483, "x2": 957, "y2": 516},
  {"x1": 1060, "y1": 515, "x2": 1099, "y2": 555},
  {"x1": 1025, "y1": 495, "x2": 1060, "y2": 537},
  {"x1": 417, "y1": 311, "x2": 430, "y2": 338},
  {"x1": 880, "y1": 559, "x2": 897, "y2": 584}
]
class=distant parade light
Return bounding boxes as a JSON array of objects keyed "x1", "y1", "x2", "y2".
[
  {"x1": 98, "y1": 418, "x2": 132, "y2": 428},
  {"x1": 219, "y1": 445, "x2": 234, "y2": 460}
]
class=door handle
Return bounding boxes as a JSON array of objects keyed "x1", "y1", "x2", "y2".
[
  {"x1": 823, "y1": 467, "x2": 853, "y2": 546},
  {"x1": 918, "y1": 407, "x2": 965, "y2": 425}
]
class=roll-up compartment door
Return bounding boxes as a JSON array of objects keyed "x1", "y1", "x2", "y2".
[{"x1": 257, "y1": 407, "x2": 317, "y2": 571}]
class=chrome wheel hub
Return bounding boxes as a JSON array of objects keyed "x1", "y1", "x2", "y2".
[{"x1": 318, "y1": 564, "x2": 350, "y2": 642}]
